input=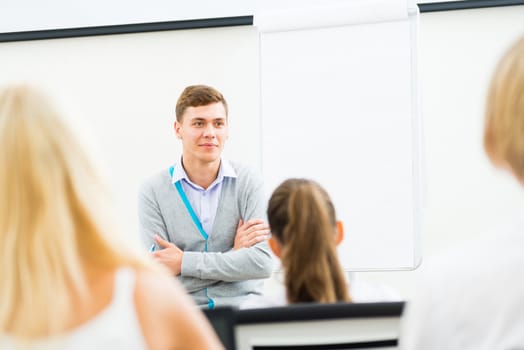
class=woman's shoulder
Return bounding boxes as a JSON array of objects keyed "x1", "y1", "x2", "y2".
[
  {"x1": 133, "y1": 268, "x2": 201, "y2": 348},
  {"x1": 133, "y1": 267, "x2": 191, "y2": 314}
]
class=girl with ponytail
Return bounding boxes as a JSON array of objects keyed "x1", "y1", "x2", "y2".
[
  {"x1": 267, "y1": 178, "x2": 349, "y2": 304},
  {"x1": 242, "y1": 178, "x2": 400, "y2": 308}
]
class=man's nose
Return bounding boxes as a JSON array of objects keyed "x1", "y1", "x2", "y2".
[{"x1": 203, "y1": 124, "x2": 216, "y2": 137}]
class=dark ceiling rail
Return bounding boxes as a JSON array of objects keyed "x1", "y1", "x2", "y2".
[
  {"x1": 419, "y1": 0, "x2": 524, "y2": 12},
  {"x1": 0, "y1": 15, "x2": 253, "y2": 43},
  {"x1": 1, "y1": 1, "x2": 524, "y2": 42}
]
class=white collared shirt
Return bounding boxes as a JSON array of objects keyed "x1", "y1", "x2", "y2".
[{"x1": 171, "y1": 158, "x2": 237, "y2": 235}]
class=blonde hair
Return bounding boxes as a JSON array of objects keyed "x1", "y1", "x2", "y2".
[
  {"x1": 484, "y1": 35, "x2": 524, "y2": 178},
  {"x1": 0, "y1": 85, "x2": 155, "y2": 339},
  {"x1": 267, "y1": 178, "x2": 350, "y2": 304}
]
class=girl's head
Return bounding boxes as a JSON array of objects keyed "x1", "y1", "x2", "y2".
[{"x1": 267, "y1": 178, "x2": 350, "y2": 304}]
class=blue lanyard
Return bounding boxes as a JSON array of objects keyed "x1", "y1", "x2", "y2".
[
  {"x1": 169, "y1": 166, "x2": 209, "y2": 250},
  {"x1": 170, "y1": 165, "x2": 214, "y2": 309}
]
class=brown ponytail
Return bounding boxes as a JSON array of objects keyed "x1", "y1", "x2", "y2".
[{"x1": 267, "y1": 178, "x2": 350, "y2": 304}]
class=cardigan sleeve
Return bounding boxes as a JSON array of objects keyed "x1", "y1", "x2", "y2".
[{"x1": 181, "y1": 242, "x2": 273, "y2": 281}]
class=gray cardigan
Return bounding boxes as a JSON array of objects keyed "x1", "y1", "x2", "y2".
[{"x1": 138, "y1": 161, "x2": 273, "y2": 307}]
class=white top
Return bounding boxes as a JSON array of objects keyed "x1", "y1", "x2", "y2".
[
  {"x1": 0, "y1": 268, "x2": 148, "y2": 350},
  {"x1": 400, "y1": 210, "x2": 524, "y2": 350},
  {"x1": 241, "y1": 273, "x2": 402, "y2": 309}
]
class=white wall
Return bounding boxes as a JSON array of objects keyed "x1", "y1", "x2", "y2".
[
  {"x1": 0, "y1": 0, "x2": 253, "y2": 32},
  {"x1": 0, "y1": 26, "x2": 260, "y2": 244},
  {"x1": 2, "y1": 1, "x2": 524, "y2": 300},
  {"x1": 354, "y1": 5, "x2": 524, "y2": 300}
]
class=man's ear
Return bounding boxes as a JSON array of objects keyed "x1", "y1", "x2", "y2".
[
  {"x1": 336, "y1": 220, "x2": 344, "y2": 246},
  {"x1": 174, "y1": 121, "x2": 182, "y2": 139},
  {"x1": 269, "y1": 236, "x2": 281, "y2": 258}
]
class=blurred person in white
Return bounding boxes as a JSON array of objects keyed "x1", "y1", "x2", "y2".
[
  {"x1": 0, "y1": 85, "x2": 223, "y2": 350},
  {"x1": 401, "y1": 35, "x2": 524, "y2": 349}
]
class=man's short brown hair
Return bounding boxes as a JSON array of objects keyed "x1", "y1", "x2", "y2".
[{"x1": 175, "y1": 85, "x2": 228, "y2": 122}]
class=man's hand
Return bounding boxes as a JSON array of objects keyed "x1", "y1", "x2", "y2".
[
  {"x1": 152, "y1": 234, "x2": 184, "y2": 276},
  {"x1": 234, "y1": 219, "x2": 270, "y2": 250}
]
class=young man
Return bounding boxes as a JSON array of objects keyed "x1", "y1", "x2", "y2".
[{"x1": 138, "y1": 85, "x2": 273, "y2": 308}]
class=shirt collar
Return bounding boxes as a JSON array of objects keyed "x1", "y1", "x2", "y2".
[{"x1": 171, "y1": 157, "x2": 237, "y2": 187}]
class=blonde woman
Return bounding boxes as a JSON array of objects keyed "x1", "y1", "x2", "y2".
[
  {"x1": 0, "y1": 85, "x2": 223, "y2": 349},
  {"x1": 401, "y1": 35, "x2": 524, "y2": 349}
]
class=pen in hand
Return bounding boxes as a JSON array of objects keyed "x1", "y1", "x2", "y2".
[{"x1": 149, "y1": 243, "x2": 156, "y2": 252}]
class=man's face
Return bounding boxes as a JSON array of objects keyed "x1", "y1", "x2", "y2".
[{"x1": 174, "y1": 102, "x2": 228, "y2": 165}]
